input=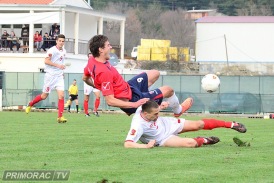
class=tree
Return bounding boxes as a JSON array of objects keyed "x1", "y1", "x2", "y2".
[
  {"x1": 237, "y1": 0, "x2": 273, "y2": 15},
  {"x1": 101, "y1": 2, "x2": 142, "y2": 55},
  {"x1": 159, "y1": 8, "x2": 195, "y2": 48},
  {"x1": 136, "y1": 3, "x2": 164, "y2": 38},
  {"x1": 125, "y1": 8, "x2": 142, "y2": 54}
]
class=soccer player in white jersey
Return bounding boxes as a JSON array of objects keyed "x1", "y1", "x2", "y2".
[
  {"x1": 83, "y1": 82, "x2": 101, "y2": 117},
  {"x1": 83, "y1": 53, "x2": 101, "y2": 117},
  {"x1": 124, "y1": 100, "x2": 247, "y2": 148},
  {"x1": 25, "y1": 34, "x2": 68, "y2": 123}
]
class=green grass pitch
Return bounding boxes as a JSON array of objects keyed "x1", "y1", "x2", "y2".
[{"x1": 0, "y1": 111, "x2": 274, "y2": 183}]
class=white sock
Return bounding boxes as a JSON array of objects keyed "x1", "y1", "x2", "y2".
[{"x1": 166, "y1": 92, "x2": 182, "y2": 114}]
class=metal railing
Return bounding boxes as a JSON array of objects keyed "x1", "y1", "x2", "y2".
[{"x1": 2, "y1": 72, "x2": 274, "y2": 114}]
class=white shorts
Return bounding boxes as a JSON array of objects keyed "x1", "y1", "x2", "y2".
[
  {"x1": 158, "y1": 118, "x2": 185, "y2": 146},
  {"x1": 43, "y1": 73, "x2": 64, "y2": 93},
  {"x1": 84, "y1": 82, "x2": 100, "y2": 95}
]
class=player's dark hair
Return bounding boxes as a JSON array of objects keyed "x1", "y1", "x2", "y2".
[
  {"x1": 142, "y1": 100, "x2": 159, "y2": 113},
  {"x1": 88, "y1": 35, "x2": 108, "y2": 57},
  {"x1": 57, "y1": 34, "x2": 65, "y2": 40}
]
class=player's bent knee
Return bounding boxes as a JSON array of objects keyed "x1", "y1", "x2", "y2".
[
  {"x1": 41, "y1": 93, "x2": 48, "y2": 100},
  {"x1": 147, "y1": 70, "x2": 160, "y2": 81},
  {"x1": 148, "y1": 69, "x2": 160, "y2": 76},
  {"x1": 159, "y1": 86, "x2": 174, "y2": 97}
]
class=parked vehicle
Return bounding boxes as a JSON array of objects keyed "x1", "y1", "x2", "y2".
[
  {"x1": 131, "y1": 47, "x2": 137, "y2": 60},
  {"x1": 209, "y1": 92, "x2": 261, "y2": 114},
  {"x1": 109, "y1": 53, "x2": 119, "y2": 66}
]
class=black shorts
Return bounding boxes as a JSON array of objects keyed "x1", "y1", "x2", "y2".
[
  {"x1": 120, "y1": 72, "x2": 163, "y2": 115},
  {"x1": 69, "y1": 95, "x2": 78, "y2": 101}
]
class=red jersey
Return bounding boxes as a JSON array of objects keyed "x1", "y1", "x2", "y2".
[{"x1": 83, "y1": 56, "x2": 132, "y2": 100}]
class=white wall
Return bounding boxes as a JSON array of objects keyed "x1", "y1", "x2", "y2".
[
  {"x1": 79, "y1": 14, "x2": 97, "y2": 40},
  {"x1": 0, "y1": 53, "x2": 87, "y2": 73},
  {"x1": 64, "y1": 12, "x2": 98, "y2": 41},
  {"x1": 196, "y1": 23, "x2": 274, "y2": 62},
  {"x1": 0, "y1": 55, "x2": 45, "y2": 72}
]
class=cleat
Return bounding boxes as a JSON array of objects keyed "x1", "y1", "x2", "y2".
[
  {"x1": 57, "y1": 116, "x2": 67, "y2": 123},
  {"x1": 231, "y1": 122, "x2": 247, "y2": 133},
  {"x1": 25, "y1": 105, "x2": 32, "y2": 114},
  {"x1": 174, "y1": 97, "x2": 193, "y2": 117},
  {"x1": 68, "y1": 110, "x2": 71, "y2": 113},
  {"x1": 77, "y1": 112, "x2": 80, "y2": 114},
  {"x1": 85, "y1": 113, "x2": 90, "y2": 117},
  {"x1": 93, "y1": 111, "x2": 100, "y2": 117},
  {"x1": 202, "y1": 136, "x2": 220, "y2": 145}
]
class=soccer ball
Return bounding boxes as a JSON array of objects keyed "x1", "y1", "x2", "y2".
[{"x1": 201, "y1": 74, "x2": 220, "y2": 93}]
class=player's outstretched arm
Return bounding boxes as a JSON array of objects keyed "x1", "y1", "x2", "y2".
[
  {"x1": 105, "y1": 95, "x2": 149, "y2": 109},
  {"x1": 124, "y1": 140, "x2": 156, "y2": 149}
]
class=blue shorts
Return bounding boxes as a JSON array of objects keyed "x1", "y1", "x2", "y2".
[{"x1": 120, "y1": 72, "x2": 163, "y2": 115}]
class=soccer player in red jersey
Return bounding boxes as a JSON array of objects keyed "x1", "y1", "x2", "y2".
[{"x1": 82, "y1": 35, "x2": 193, "y2": 116}]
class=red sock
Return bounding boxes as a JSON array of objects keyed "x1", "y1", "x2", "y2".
[
  {"x1": 29, "y1": 95, "x2": 42, "y2": 106},
  {"x1": 202, "y1": 119, "x2": 232, "y2": 130},
  {"x1": 84, "y1": 100, "x2": 89, "y2": 114},
  {"x1": 94, "y1": 98, "x2": 100, "y2": 112},
  {"x1": 194, "y1": 137, "x2": 204, "y2": 147},
  {"x1": 58, "y1": 99, "x2": 64, "y2": 118}
]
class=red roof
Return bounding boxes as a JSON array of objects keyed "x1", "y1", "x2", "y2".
[
  {"x1": 196, "y1": 16, "x2": 274, "y2": 23},
  {"x1": 0, "y1": 0, "x2": 53, "y2": 4}
]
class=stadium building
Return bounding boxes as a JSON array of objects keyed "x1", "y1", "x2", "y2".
[{"x1": 0, "y1": 0, "x2": 126, "y2": 73}]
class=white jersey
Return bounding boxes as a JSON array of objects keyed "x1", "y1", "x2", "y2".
[
  {"x1": 44, "y1": 46, "x2": 66, "y2": 76},
  {"x1": 125, "y1": 107, "x2": 185, "y2": 146}
]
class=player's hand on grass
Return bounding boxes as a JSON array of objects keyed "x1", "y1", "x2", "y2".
[{"x1": 147, "y1": 140, "x2": 156, "y2": 148}]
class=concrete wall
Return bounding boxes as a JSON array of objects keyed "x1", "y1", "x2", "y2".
[
  {"x1": 0, "y1": 53, "x2": 87, "y2": 73},
  {"x1": 64, "y1": 12, "x2": 97, "y2": 41},
  {"x1": 196, "y1": 23, "x2": 274, "y2": 62}
]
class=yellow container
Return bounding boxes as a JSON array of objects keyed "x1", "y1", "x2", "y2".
[
  {"x1": 141, "y1": 39, "x2": 154, "y2": 48},
  {"x1": 137, "y1": 46, "x2": 150, "y2": 54},
  {"x1": 179, "y1": 47, "x2": 189, "y2": 55},
  {"x1": 168, "y1": 47, "x2": 178, "y2": 61},
  {"x1": 137, "y1": 53, "x2": 151, "y2": 61},
  {"x1": 153, "y1": 39, "x2": 171, "y2": 47},
  {"x1": 185, "y1": 54, "x2": 190, "y2": 62},
  {"x1": 169, "y1": 47, "x2": 178, "y2": 54},
  {"x1": 151, "y1": 53, "x2": 167, "y2": 61},
  {"x1": 151, "y1": 47, "x2": 168, "y2": 54}
]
